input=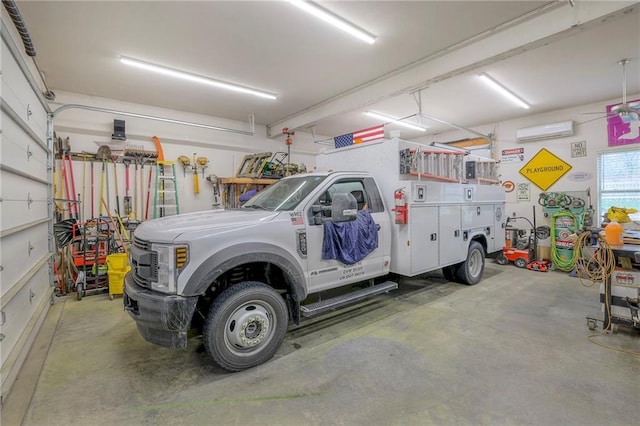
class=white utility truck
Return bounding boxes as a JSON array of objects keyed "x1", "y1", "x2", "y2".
[{"x1": 124, "y1": 138, "x2": 505, "y2": 370}]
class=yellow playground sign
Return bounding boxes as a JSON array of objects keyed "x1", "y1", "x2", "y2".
[{"x1": 519, "y1": 148, "x2": 572, "y2": 191}]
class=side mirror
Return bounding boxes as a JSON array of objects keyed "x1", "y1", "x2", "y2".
[
  {"x1": 331, "y1": 193, "x2": 358, "y2": 222},
  {"x1": 312, "y1": 204, "x2": 333, "y2": 225}
]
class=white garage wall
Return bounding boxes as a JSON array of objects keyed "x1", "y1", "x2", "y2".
[
  {"x1": 413, "y1": 96, "x2": 640, "y2": 229},
  {"x1": 51, "y1": 91, "x2": 323, "y2": 216},
  {"x1": 53, "y1": 91, "x2": 640, "y2": 224}
]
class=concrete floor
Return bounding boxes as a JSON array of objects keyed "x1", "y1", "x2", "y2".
[{"x1": 3, "y1": 263, "x2": 640, "y2": 425}]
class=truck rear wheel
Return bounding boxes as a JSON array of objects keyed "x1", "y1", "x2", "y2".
[
  {"x1": 203, "y1": 281, "x2": 288, "y2": 371},
  {"x1": 456, "y1": 241, "x2": 485, "y2": 285}
]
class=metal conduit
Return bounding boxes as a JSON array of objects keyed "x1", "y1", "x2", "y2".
[
  {"x1": 419, "y1": 112, "x2": 491, "y2": 140},
  {"x1": 52, "y1": 104, "x2": 255, "y2": 137},
  {"x1": 412, "y1": 91, "x2": 491, "y2": 140}
]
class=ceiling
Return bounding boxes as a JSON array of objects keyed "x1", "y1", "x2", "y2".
[{"x1": 12, "y1": 1, "x2": 640, "y2": 141}]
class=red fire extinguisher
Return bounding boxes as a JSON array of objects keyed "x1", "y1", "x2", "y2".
[{"x1": 392, "y1": 188, "x2": 408, "y2": 224}]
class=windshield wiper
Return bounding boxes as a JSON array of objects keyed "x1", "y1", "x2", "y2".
[{"x1": 243, "y1": 204, "x2": 269, "y2": 210}]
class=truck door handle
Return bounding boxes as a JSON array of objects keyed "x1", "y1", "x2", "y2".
[{"x1": 376, "y1": 224, "x2": 381, "y2": 231}]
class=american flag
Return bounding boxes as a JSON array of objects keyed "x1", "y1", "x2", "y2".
[
  {"x1": 334, "y1": 125, "x2": 384, "y2": 148},
  {"x1": 290, "y1": 212, "x2": 304, "y2": 226}
]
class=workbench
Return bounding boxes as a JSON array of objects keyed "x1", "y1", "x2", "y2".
[{"x1": 219, "y1": 177, "x2": 278, "y2": 208}]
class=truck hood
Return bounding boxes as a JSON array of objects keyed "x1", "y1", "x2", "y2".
[{"x1": 132, "y1": 209, "x2": 281, "y2": 242}]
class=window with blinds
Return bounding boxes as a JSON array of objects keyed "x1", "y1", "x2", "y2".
[{"x1": 597, "y1": 149, "x2": 640, "y2": 219}]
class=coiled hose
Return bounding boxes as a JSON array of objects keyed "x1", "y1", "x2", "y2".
[
  {"x1": 573, "y1": 231, "x2": 616, "y2": 286},
  {"x1": 550, "y1": 211, "x2": 579, "y2": 271}
]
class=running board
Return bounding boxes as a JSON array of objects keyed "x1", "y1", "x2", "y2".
[{"x1": 300, "y1": 281, "x2": 398, "y2": 318}]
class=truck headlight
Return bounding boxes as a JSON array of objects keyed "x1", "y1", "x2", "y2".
[{"x1": 151, "y1": 243, "x2": 189, "y2": 294}]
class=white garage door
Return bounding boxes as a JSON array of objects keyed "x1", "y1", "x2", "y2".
[{"x1": 1, "y1": 26, "x2": 54, "y2": 401}]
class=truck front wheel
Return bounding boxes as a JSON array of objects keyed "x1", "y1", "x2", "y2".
[
  {"x1": 456, "y1": 241, "x2": 485, "y2": 285},
  {"x1": 203, "y1": 281, "x2": 288, "y2": 371}
]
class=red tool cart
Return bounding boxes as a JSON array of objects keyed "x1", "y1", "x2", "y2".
[{"x1": 70, "y1": 218, "x2": 111, "y2": 300}]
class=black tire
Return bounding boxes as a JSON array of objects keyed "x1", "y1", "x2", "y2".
[
  {"x1": 203, "y1": 281, "x2": 288, "y2": 371},
  {"x1": 514, "y1": 257, "x2": 528, "y2": 268},
  {"x1": 495, "y1": 252, "x2": 508, "y2": 265},
  {"x1": 456, "y1": 241, "x2": 485, "y2": 285},
  {"x1": 442, "y1": 265, "x2": 457, "y2": 281}
]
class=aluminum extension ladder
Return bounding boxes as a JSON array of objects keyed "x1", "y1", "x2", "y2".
[
  {"x1": 153, "y1": 161, "x2": 180, "y2": 218},
  {"x1": 408, "y1": 148, "x2": 466, "y2": 183}
]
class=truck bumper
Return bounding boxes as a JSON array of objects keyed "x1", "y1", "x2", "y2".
[{"x1": 123, "y1": 273, "x2": 198, "y2": 349}]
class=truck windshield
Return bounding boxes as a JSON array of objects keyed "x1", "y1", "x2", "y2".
[{"x1": 242, "y1": 175, "x2": 327, "y2": 211}]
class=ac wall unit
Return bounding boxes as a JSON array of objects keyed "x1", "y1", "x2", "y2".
[{"x1": 516, "y1": 120, "x2": 574, "y2": 142}]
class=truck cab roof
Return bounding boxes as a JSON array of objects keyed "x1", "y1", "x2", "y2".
[{"x1": 282, "y1": 170, "x2": 371, "y2": 179}]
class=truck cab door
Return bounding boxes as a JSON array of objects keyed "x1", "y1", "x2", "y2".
[{"x1": 304, "y1": 177, "x2": 391, "y2": 294}]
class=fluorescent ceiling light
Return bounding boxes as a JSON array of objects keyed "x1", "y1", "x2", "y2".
[
  {"x1": 365, "y1": 111, "x2": 427, "y2": 131},
  {"x1": 120, "y1": 56, "x2": 277, "y2": 100},
  {"x1": 478, "y1": 73, "x2": 529, "y2": 109},
  {"x1": 289, "y1": 0, "x2": 376, "y2": 44}
]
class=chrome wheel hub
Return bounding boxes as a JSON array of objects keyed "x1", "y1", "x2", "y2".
[{"x1": 226, "y1": 304, "x2": 271, "y2": 349}]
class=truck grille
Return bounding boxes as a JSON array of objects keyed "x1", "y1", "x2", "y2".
[
  {"x1": 131, "y1": 237, "x2": 157, "y2": 288},
  {"x1": 133, "y1": 269, "x2": 154, "y2": 289},
  {"x1": 134, "y1": 236, "x2": 151, "y2": 251}
]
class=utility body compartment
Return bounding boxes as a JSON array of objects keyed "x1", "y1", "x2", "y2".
[{"x1": 315, "y1": 138, "x2": 505, "y2": 276}]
